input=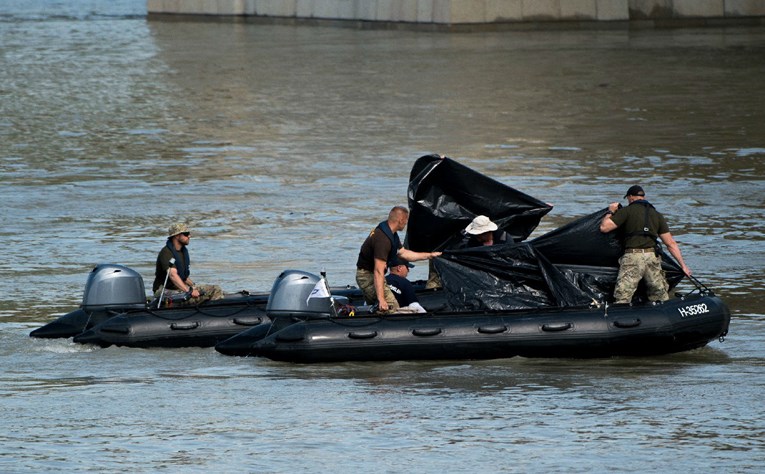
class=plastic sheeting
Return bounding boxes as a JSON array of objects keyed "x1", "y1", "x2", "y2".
[
  {"x1": 435, "y1": 243, "x2": 597, "y2": 311},
  {"x1": 407, "y1": 156, "x2": 685, "y2": 310},
  {"x1": 406, "y1": 154, "x2": 553, "y2": 252},
  {"x1": 531, "y1": 208, "x2": 684, "y2": 296}
]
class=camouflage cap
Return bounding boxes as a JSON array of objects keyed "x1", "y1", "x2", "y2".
[{"x1": 168, "y1": 222, "x2": 190, "y2": 237}]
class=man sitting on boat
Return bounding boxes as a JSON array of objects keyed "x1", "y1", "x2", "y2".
[
  {"x1": 386, "y1": 257, "x2": 426, "y2": 313},
  {"x1": 426, "y1": 215, "x2": 507, "y2": 289},
  {"x1": 152, "y1": 222, "x2": 224, "y2": 307},
  {"x1": 460, "y1": 215, "x2": 508, "y2": 248},
  {"x1": 600, "y1": 185, "x2": 692, "y2": 304},
  {"x1": 356, "y1": 206, "x2": 441, "y2": 312}
]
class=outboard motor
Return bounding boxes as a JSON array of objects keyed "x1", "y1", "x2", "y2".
[
  {"x1": 266, "y1": 270, "x2": 347, "y2": 319},
  {"x1": 31, "y1": 263, "x2": 148, "y2": 339},
  {"x1": 82, "y1": 264, "x2": 147, "y2": 311}
]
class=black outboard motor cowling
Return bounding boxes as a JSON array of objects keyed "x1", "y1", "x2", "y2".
[{"x1": 82, "y1": 264, "x2": 147, "y2": 311}]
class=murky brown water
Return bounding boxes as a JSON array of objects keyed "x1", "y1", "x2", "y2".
[{"x1": 1, "y1": 1, "x2": 764, "y2": 472}]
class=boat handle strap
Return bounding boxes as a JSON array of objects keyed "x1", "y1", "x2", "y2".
[
  {"x1": 541, "y1": 322, "x2": 573, "y2": 332},
  {"x1": 613, "y1": 319, "x2": 641, "y2": 328},
  {"x1": 170, "y1": 322, "x2": 200, "y2": 330}
]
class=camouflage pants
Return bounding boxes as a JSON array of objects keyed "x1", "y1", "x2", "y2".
[
  {"x1": 355, "y1": 268, "x2": 399, "y2": 311},
  {"x1": 154, "y1": 284, "x2": 224, "y2": 307},
  {"x1": 425, "y1": 260, "x2": 442, "y2": 289},
  {"x1": 614, "y1": 252, "x2": 669, "y2": 304}
]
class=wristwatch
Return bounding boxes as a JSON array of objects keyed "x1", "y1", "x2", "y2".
[{"x1": 605, "y1": 210, "x2": 614, "y2": 216}]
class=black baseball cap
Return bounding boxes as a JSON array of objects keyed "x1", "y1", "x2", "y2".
[
  {"x1": 624, "y1": 185, "x2": 645, "y2": 198},
  {"x1": 390, "y1": 257, "x2": 414, "y2": 268}
]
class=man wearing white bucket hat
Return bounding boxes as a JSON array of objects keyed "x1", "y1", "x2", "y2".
[
  {"x1": 425, "y1": 215, "x2": 506, "y2": 290},
  {"x1": 462, "y1": 215, "x2": 506, "y2": 247}
]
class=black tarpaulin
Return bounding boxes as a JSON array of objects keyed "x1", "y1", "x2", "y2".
[
  {"x1": 434, "y1": 243, "x2": 597, "y2": 311},
  {"x1": 530, "y1": 209, "x2": 685, "y2": 292},
  {"x1": 405, "y1": 154, "x2": 553, "y2": 252},
  {"x1": 530, "y1": 208, "x2": 623, "y2": 267},
  {"x1": 406, "y1": 157, "x2": 687, "y2": 310},
  {"x1": 434, "y1": 210, "x2": 686, "y2": 311}
]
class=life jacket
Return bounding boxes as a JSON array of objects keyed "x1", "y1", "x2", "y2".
[
  {"x1": 624, "y1": 200, "x2": 659, "y2": 240},
  {"x1": 376, "y1": 220, "x2": 401, "y2": 267},
  {"x1": 166, "y1": 240, "x2": 190, "y2": 281}
]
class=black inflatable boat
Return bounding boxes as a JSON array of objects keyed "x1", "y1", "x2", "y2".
[
  {"x1": 215, "y1": 267, "x2": 730, "y2": 363},
  {"x1": 243, "y1": 293, "x2": 729, "y2": 363},
  {"x1": 216, "y1": 155, "x2": 731, "y2": 362},
  {"x1": 30, "y1": 263, "x2": 271, "y2": 343},
  {"x1": 70, "y1": 300, "x2": 271, "y2": 349}
]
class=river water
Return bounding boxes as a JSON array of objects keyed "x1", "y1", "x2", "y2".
[{"x1": 1, "y1": 1, "x2": 764, "y2": 472}]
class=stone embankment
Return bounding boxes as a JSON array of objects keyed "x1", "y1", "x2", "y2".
[{"x1": 147, "y1": 0, "x2": 765, "y2": 29}]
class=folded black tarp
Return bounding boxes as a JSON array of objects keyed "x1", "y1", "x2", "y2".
[{"x1": 406, "y1": 155, "x2": 684, "y2": 311}]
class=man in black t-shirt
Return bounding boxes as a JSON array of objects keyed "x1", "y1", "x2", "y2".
[{"x1": 355, "y1": 206, "x2": 440, "y2": 312}]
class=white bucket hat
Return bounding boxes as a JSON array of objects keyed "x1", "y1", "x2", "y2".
[{"x1": 464, "y1": 215, "x2": 498, "y2": 235}]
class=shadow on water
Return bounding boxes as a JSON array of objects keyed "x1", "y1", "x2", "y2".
[{"x1": 254, "y1": 345, "x2": 733, "y2": 393}]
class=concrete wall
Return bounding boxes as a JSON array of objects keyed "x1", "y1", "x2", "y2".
[
  {"x1": 630, "y1": 0, "x2": 765, "y2": 19},
  {"x1": 146, "y1": 0, "x2": 765, "y2": 24}
]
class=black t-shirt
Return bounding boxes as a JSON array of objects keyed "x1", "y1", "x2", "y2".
[{"x1": 356, "y1": 227, "x2": 399, "y2": 271}]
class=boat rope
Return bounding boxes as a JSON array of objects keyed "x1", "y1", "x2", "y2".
[
  {"x1": 141, "y1": 299, "x2": 262, "y2": 321},
  {"x1": 686, "y1": 274, "x2": 713, "y2": 295},
  {"x1": 84, "y1": 311, "x2": 93, "y2": 330}
]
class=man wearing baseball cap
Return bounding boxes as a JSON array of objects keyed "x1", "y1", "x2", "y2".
[
  {"x1": 385, "y1": 256, "x2": 424, "y2": 312},
  {"x1": 600, "y1": 185, "x2": 691, "y2": 304},
  {"x1": 152, "y1": 222, "x2": 224, "y2": 307}
]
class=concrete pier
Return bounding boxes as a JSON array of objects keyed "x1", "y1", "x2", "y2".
[{"x1": 147, "y1": 1, "x2": 765, "y2": 27}]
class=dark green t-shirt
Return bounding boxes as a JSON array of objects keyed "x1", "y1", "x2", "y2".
[{"x1": 611, "y1": 201, "x2": 669, "y2": 249}]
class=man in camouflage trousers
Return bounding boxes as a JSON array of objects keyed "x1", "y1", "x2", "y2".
[{"x1": 600, "y1": 185, "x2": 692, "y2": 304}]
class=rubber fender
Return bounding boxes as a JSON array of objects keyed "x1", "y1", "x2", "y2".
[
  {"x1": 348, "y1": 330, "x2": 378, "y2": 339},
  {"x1": 412, "y1": 328, "x2": 442, "y2": 337}
]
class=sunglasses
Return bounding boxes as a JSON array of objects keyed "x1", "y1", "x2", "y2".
[{"x1": 181, "y1": 232, "x2": 190, "y2": 237}]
